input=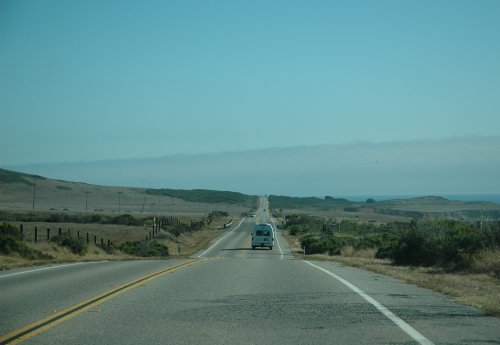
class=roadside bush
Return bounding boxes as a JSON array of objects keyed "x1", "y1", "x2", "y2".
[
  {"x1": 441, "y1": 223, "x2": 489, "y2": 269},
  {"x1": 327, "y1": 237, "x2": 346, "y2": 255},
  {"x1": 0, "y1": 222, "x2": 22, "y2": 239},
  {"x1": 289, "y1": 225, "x2": 307, "y2": 236},
  {"x1": 286, "y1": 214, "x2": 500, "y2": 271},
  {"x1": 390, "y1": 227, "x2": 441, "y2": 266},
  {"x1": 379, "y1": 220, "x2": 493, "y2": 269},
  {"x1": 0, "y1": 211, "x2": 146, "y2": 226},
  {"x1": 0, "y1": 223, "x2": 35, "y2": 258},
  {"x1": 119, "y1": 240, "x2": 169, "y2": 257},
  {"x1": 112, "y1": 214, "x2": 142, "y2": 226},
  {"x1": 0, "y1": 234, "x2": 36, "y2": 258},
  {"x1": 208, "y1": 211, "x2": 228, "y2": 219},
  {"x1": 50, "y1": 234, "x2": 87, "y2": 255},
  {"x1": 301, "y1": 235, "x2": 330, "y2": 255},
  {"x1": 354, "y1": 234, "x2": 383, "y2": 250},
  {"x1": 168, "y1": 223, "x2": 192, "y2": 237},
  {"x1": 285, "y1": 215, "x2": 305, "y2": 227}
]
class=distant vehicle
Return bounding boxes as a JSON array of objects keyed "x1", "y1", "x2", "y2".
[
  {"x1": 248, "y1": 213, "x2": 256, "y2": 217},
  {"x1": 251, "y1": 223, "x2": 274, "y2": 250}
]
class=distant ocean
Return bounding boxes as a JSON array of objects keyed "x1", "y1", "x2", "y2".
[{"x1": 341, "y1": 194, "x2": 500, "y2": 204}]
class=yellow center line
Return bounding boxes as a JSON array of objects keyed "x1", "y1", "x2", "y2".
[
  {"x1": 0, "y1": 259, "x2": 204, "y2": 345},
  {"x1": 237, "y1": 235, "x2": 251, "y2": 258}
]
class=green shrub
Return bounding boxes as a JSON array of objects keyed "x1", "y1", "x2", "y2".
[
  {"x1": 354, "y1": 234, "x2": 383, "y2": 250},
  {"x1": 50, "y1": 234, "x2": 87, "y2": 255},
  {"x1": 327, "y1": 237, "x2": 346, "y2": 255},
  {"x1": 119, "y1": 240, "x2": 169, "y2": 257},
  {"x1": 301, "y1": 235, "x2": 330, "y2": 255},
  {"x1": 379, "y1": 220, "x2": 493, "y2": 269},
  {"x1": 441, "y1": 223, "x2": 489, "y2": 269},
  {"x1": 0, "y1": 234, "x2": 36, "y2": 258},
  {"x1": 289, "y1": 225, "x2": 306, "y2": 236},
  {"x1": 390, "y1": 228, "x2": 441, "y2": 266},
  {"x1": 112, "y1": 214, "x2": 142, "y2": 226},
  {"x1": 0, "y1": 222, "x2": 22, "y2": 239},
  {"x1": 0, "y1": 223, "x2": 36, "y2": 258}
]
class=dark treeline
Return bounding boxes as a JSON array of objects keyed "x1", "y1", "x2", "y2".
[
  {"x1": 0, "y1": 211, "x2": 148, "y2": 226},
  {"x1": 147, "y1": 188, "x2": 258, "y2": 207}
]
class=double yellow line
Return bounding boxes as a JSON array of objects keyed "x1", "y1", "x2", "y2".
[
  {"x1": 0, "y1": 259, "x2": 203, "y2": 345},
  {"x1": 237, "y1": 235, "x2": 252, "y2": 258}
]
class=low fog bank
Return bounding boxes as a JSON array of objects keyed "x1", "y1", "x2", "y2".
[{"x1": 7, "y1": 136, "x2": 500, "y2": 197}]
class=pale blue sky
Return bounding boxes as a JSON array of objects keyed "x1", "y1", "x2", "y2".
[{"x1": 1, "y1": 0, "x2": 500, "y2": 195}]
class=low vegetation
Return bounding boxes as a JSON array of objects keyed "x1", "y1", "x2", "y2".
[
  {"x1": 119, "y1": 240, "x2": 169, "y2": 257},
  {"x1": 0, "y1": 222, "x2": 37, "y2": 259},
  {"x1": 284, "y1": 215, "x2": 500, "y2": 273},
  {"x1": 0, "y1": 210, "x2": 232, "y2": 269},
  {"x1": 269, "y1": 195, "x2": 351, "y2": 210},
  {"x1": 0, "y1": 168, "x2": 42, "y2": 185},
  {"x1": 0, "y1": 211, "x2": 146, "y2": 226},
  {"x1": 280, "y1": 214, "x2": 500, "y2": 314},
  {"x1": 269, "y1": 194, "x2": 500, "y2": 220},
  {"x1": 147, "y1": 188, "x2": 258, "y2": 207},
  {"x1": 50, "y1": 233, "x2": 87, "y2": 255}
]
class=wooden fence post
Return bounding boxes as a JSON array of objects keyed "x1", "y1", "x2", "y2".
[
  {"x1": 86, "y1": 232, "x2": 89, "y2": 244},
  {"x1": 47, "y1": 228, "x2": 50, "y2": 241},
  {"x1": 34, "y1": 227, "x2": 38, "y2": 243},
  {"x1": 19, "y1": 224, "x2": 23, "y2": 238}
]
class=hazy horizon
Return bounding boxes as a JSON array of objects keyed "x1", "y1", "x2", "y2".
[
  {"x1": 4, "y1": 137, "x2": 499, "y2": 199},
  {"x1": 2, "y1": 1, "x2": 499, "y2": 198}
]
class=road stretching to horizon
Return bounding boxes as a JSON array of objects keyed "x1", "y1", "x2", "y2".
[{"x1": 1, "y1": 197, "x2": 499, "y2": 344}]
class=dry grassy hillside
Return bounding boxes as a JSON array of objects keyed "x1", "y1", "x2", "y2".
[{"x1": 0, "y1": 169, "x2": 253, "y2": 216}]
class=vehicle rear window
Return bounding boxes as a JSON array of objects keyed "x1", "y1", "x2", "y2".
[{"x1": 256, "y1": 229, "x2": 271, "y2": 236}]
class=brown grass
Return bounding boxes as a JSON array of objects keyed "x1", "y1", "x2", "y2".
[
  {"x1": 0, "y1": 176, "x2": 250, "y2": 216},
  {"x1": 11, "y1": 221, "x2": 152, "y2": 245},
  {"x1": 0, "y1": 243, "x2": 136, "y2": 271},
  {"x1": 0, "y1": 218, "x2": 232, "y2": 270},
  {"x1": 324, "y1": 249, "x2": 499, "y2": 316},
  {"x1": 162, "y1": 225, "x2": 227, "y2": 257}
]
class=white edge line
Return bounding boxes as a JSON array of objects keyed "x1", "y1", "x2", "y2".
[
  {"x1": 197, "y1": 218, "x2": 244, "y2": 258},
  {"x1": 304, "y1": 260, "x2": 435, "y2": 345},
  {"x1": 0, "y1": 261, "x2": 102, "y2": 279},
  {"x1": 271, "y1": 218, "x2": 284, "y2": 259}
]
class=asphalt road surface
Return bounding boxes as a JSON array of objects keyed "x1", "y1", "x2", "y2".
[{"x1": 1, "y1": 198, "x2": 500, "y2": 344}]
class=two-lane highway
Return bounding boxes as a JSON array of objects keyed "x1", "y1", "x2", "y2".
[{"x1": 2, "y1": 197, "x2": 500, "y2": 344}]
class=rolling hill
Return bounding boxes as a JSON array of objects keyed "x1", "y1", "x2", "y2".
[{"x1": 1, "y1": 168, "x2": 499, "y2": 220}]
